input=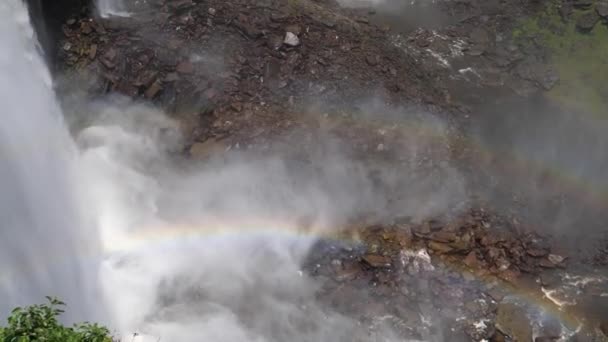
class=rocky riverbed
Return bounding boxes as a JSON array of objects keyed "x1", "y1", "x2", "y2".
[{"x1": 33, "y1": 0, "x2": 608, "y2": 340}]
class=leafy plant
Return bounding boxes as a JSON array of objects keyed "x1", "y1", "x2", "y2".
[{"x1": 0, "y1": 297, "x2": 113, "y2": 342}]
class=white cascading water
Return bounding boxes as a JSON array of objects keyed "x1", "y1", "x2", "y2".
[{"x1": 0, "y1": 0, "x2": 102, "y2": 322}]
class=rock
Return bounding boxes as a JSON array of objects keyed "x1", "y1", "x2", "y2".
[
  {"x1": 334, "y1": 262, "x2": 362, "y2": 281},
  {"x1": 144, "y1": 81, "x2": 162, "y2": 99},
  {"x1": 428, "y1": 231, "x2": 458, "y2": 243},
  {"x1": 527, "y1": 248, "x2": 549, "y2": 258},
  {"x1": 80, "y1": 22, "x2": 92, "y2": 35},
  {"x1": 230, "y1": 102, "x2": 243, "y2": 112},
  {"x1": 234, "y1": 14, "x2": 262, "y2": 39},
  {"x1": 88, "y1": 44, "x2": 97, "y2": 59},
  {"x1": 284, "y1": 32, "x2": 300, "y2": 47},
  {"x1": 597, "y1": 2, "x2": 608, "y2": 17},
  {"x1": 469, "y1": 28, "x2": 490, "y2": 44},
  {"x1": 285, "y1": 24, "x2": 302, "y2": 35},
  {"x1": 535, "y1": 337, "x2": 559, "y2": 342},
  {"x1": 572, "y1": 0, "x2": 593, "y2": 9},
  {"x1": 189, "y1": 139, "x2": 228, "y2": 159},
  {"x1": 496, "y1": 299, "x2": 534, "y2": 342},
  {"x1": 547, "y1": 254, "x2": 565, "y2": 265},
  {"x1": 366, "y1": 55, "x2": 379, "y2": 66},
  {"x1": 267, "y1": 35, "x2": 284, "y2": 50},
  {"x1": 559, "y1": 4, "x2": 573, "y2": 20},
  {"x1": 600, "y1": 320, "x2": 608, "y2": 337},
  {"x1": 576, "y1": 11, "x2": 600, "y2": 32},
  {"x1": 428, "y1": 241, "x2": 454, "y2": 254},
  {"x1": 464, "y1": 251, "x2": 481, "y2": 268},
  {"x1": 176, "y1": 60, "x2": 194, "y2": 74},
  {"x1": 100, "y1": 48, "x2": 117, "y2": 69},
  {"x1": 362, "y1": 254, "x2": 391, "y2": 268}
]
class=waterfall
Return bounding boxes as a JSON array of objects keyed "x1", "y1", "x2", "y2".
[{"x1": 0, "y1": 0, "x2": 102, "y2": 322}]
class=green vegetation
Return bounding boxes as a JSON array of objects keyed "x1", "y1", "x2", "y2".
[
  {"x1": 513, "y1": 1, "x2": 608, "y2": 117},
  {"x1": 0, "y1": 297, "x2": 113, "y2": 342}
]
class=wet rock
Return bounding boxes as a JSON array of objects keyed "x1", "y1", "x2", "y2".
[
  {"x1": 234, "y1": 14, "x2": 262, "y2": 39},
  {"x1": 88, "y1": 44, "x2": 97, "y2": 59},
  {"x1": 597, "y1": 1, "x2": 608, "y2": 17},
  {"x1": 362, "y1": 254, "x2": 391, "y2": 268},
  {"x1": 100, "y1": 48, "x2": 117, "y2": 69},
  {"x1": 496, "y1": 299, "x2": 533, "y2": 342},
  {"x1": 464, "y1": 251, "x2": 481, "y2": 268},
  {"x1": 559, "y1": 4, "x2": 573, "y2": 20},
  {"x1": 576, "y1": 11, "x2": 600, "y2": 32},
  {"x1": 285, "y1": 24, "x2": 302, "y2": 36},
  {"x1": 572, "y1": 0, "x2": 594, "y2": 9},
  {"x1": 144, "y1": 81, "x2": 162, "y2": 99},
  {"x1": 600, "y1": 320, "x2": 608, "y2": 337},
  {"x1": 334, "y1": 262, "x2": 362, "y2": 281},
  {"x1": 284, "y1": 32, "x2": 300, "y2": 47},
  {"x1": 535, "y1": 337, "x2": 559, "y2": 342},
  {"x1": 176, "y1": 60, "x2": 194, "y2": 74},
  {"x1": 547, "y1": 254, "x2": 565, "y2": 265},
  {"x1": 428, "y1": 241, "x2": 454, "y2": 254},
  {"x1": 189, "y1": 139, "x2": 228, "y2": 159},
  {"x1": 267, "y1": 35, "x2": 284, "y2": 50}
]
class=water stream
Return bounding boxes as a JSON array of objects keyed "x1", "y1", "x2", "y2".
[{"x1": 0, "y1": 0, "x2": 102, "y2": 322}]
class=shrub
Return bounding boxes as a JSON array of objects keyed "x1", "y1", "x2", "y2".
[{"x1": 0, "y1": 297, "x2": 113, "y2": 342}]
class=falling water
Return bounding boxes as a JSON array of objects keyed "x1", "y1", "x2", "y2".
[
  {"x1": 0, "y1": 0, "x2": 102, "y2": 322},
  {"x1": 96, "y1": 0, "x2": 131, "y2": 18}
]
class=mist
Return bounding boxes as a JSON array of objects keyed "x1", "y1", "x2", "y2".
[{"x1": 70, "y1": 93, "x2": 465, "y2": 340}]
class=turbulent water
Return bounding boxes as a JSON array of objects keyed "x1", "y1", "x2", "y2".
[{"x1": 0, "y1": 0, "x2": 102, "y2": 322}]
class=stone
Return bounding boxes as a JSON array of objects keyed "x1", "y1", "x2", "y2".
[
  {"x1": 527, "y1": 248, "x2": 549, "y2": 258},
  {"x1": 189, "y1": 139, "x2": 227, "y2": 159},
  {"x1": 572, "y1": 0, "x2": 593, "y2": 8},
  {"x1": 362, "y1": 254, "x2": 391, "y2": 268},
  {"x1": 284, "y1": 32, "x2": 300, "y2": 47},
  {"x1": 88, "y1": 44, "x2": 97, "y2": 59},
  {"x1": 496, "y1": 299, "x2": 533, "y2": 342},
  {"x1": 176, "y1": 61, "x2": 194, "y2": 74},
  {"x1": 366, "y1": 55, "x2": 379, "y2": 66},
  {"x1": 597, "y1": 2, "x2": 608, "y2": 17},
  {"x1": 576, "y1": 11, "x2": 600, "y2": 32},
  {"x1": 600, "y1": 320, "x2": 608, "y2": 337},
  {"x1": 547, "y1": 254, "x2": 565, "y2": 265},
  {"x1": 428, "y1": 241, "x2": 454, "y2": 254},
  {"x1": 464, "y1": 251, "x2": 480, "y2": 268},
  {"x1": 335, "y1": 262, "x2": 361, "y2": 281},
  {"x1": 144, "y1": 81, "x2": 162, "y2": 99},
  {"x1": 285, "y1": 24, "x2": 302, "y2": 35}
]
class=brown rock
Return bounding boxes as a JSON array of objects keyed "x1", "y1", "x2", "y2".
[
  {"x1": 189, "y1": 139, "x2": 228, "y2": 159},
  {"x1": 464, "y1": 251, "x2": 480, "y2": 268},
  {"x1": 176, "y1": 61, "x2": 194, "y2": 74},
  {"x1": 428, "y1": 241, "x2": 454, "y2": 254},
  {"x1": 366, "y1": 55, "x2": 379, "y2": 66},
  {"x1": 600, "y1": 320, "x2": 608, "y2": 337},
  {"x1": 88, "y1": 44, "x2": 97, "y2": 59},
  {"x1": 362, "y1": 254, "x2": 391, "y2": 268},
  {"x1": 335, "y1": 262, "x2": 362, "y2": 281},
  {"x1": 496, "y1": 300, "x2": 533, "y2": 341},
  {"x1": 144, "y1": 81, "x2": 162, "y2": 99},
  {"x1": 527, "y1": 248, "x2": 549, "y2": 258},
  {"x1": 230, "y1": 102, "x2": 243, "y2": 112},
  {"x1": 285, "y1": 24, "x2": 302, "y2": 35},
  {"x1": 80, "y1": 21, "x2": 92, "y2": 35},
  {"x1": 429, "y1": 231, "x2": 458, "y2": 243}
]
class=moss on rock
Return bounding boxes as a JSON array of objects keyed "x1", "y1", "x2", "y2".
[{"x1": 513, "y1": 1, "x2": 608, "y2": 117}]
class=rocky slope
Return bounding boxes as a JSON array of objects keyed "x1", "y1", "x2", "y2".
[{"x1": 43, "y1": 0, "x2": 608, "y2": 341}]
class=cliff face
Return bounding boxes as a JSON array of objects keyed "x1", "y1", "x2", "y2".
[{"x1": 25, "y1": 0, "x2": 91, "y2": 68}]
